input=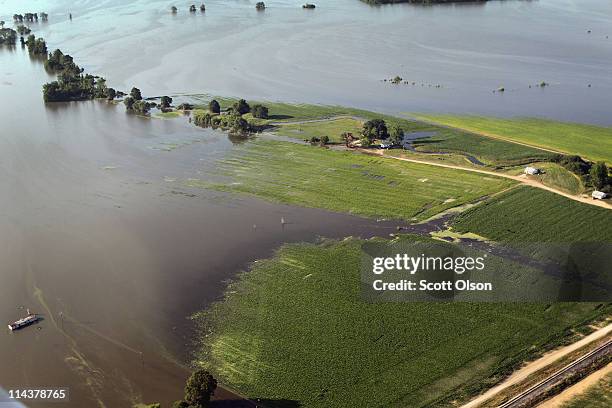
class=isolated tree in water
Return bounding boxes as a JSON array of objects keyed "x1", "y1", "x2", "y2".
[
  {"x1": 123, "y1": 96, "x2": 135, "y2": 110},
  {"x1": 130, "y1": 87, "x2": 142, "y2": 100},
  {"x1": 208, "y1": 99, "x2": 220, "y2": 114},
  {"x1": 183, "y1": 369, "x2": 217, "y2": 407},
  {"x1": 106, "y1": 87, "x2": 116, "y2": 101},
  {"x1": 160, "y1": 95, "x2": 173, "y2": 109}
]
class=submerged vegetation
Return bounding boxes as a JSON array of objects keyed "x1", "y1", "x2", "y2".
[
  {"x1": 187, "y1": 139, "x2": 515, "y2": 221},
  {"x1": 0, "y1": 27, "x2": 17, "y2": 45},
  {"x1": 42, "y1": 48, "x2": 112, "y2": 102},
  {"x1": 194, "y1": 236, "x2": 610, "y2": 408}
]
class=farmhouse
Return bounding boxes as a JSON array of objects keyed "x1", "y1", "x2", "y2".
[
  {"x1": 524, "y1": 166, "x2": 541, "y2": 175},
  {"x1": 592, "y1": 190, "x2": 608, "y2": 200}
]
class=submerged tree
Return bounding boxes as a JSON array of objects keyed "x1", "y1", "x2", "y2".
[
  {"x1": 160, "y1": 95, "x2": 173, "y2": 109},
  {"x1": 171, "y1": 6, "x2": 178, "y2": 13},
  {"x1": 130, "y1": 87, "x2": 142, "y2": 100},
  {"x1": 256, "y1": 2, "x2": 266, "y2": 10},
  {"x1": 208, "y1": 99, "x2": 220, "y2": 114},
  {"x1": 232, "y1": 99, "x2": 250, "y2": 115},
  {"x1": 106, "y1": 87, "x2": 116, "y2": 101},
  {"x1": 0, "y1": 28, "x2": 17, "y2": 45},
  {"x1": 123, "y1": 96, "x2": 135, "y2": 110}
]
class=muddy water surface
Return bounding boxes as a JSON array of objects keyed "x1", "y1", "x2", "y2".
[{"x1": 0, "y1": 46, "x2": 401, "y2": 407}]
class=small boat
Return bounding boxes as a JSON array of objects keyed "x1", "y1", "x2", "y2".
[{"x1": 8, "y1": 309, "x2": 40, "y2": 331}]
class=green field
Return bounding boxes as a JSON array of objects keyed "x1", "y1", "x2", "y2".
[
  {"x1": 413, "y1": 115, "x2": 612, "y2": 163},
  {"x1": 452, "y1": 186, "x2": 612, "y2": 242},
  {"x1": 412, "y1": 129, "x2": 554, "y2": 166},
  {"x1": 561, "y1": 372, "x2": 612, "y2": 408},
  {"x1": 274, "y1": 117, "x2": 364, "y2": 143},
  {"x1": 194, "y1": 236, "x2": 609, "y2": 408},
  {"x1": 188, "y1": 140, "x2": 515, "y2": 221}
]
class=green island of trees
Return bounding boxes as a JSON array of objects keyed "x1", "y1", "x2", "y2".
[
  {"x1": 25, "y1": 34, "x2": 47, "y2": 55},
  {"x1": 0, "y1": 28, "x2": 17, "y2": 45},
  {"x1": 42, "y1": 48, "x2": 115, "y2": 102}
]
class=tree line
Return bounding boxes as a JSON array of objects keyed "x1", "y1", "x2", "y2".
[
  {"x1": 42, "y1": 47, "x2": 113, "y2": 102},
  {"x1": 193, "y1": 98, "x2": 269, "y2": 135}
]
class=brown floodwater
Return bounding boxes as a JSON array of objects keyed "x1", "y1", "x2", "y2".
[{"x1": 0, "y1": 46, "x2": 402, "y2": 407}]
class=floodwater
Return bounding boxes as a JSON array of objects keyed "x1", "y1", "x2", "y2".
[
  {"x1": 0, "y1": 0, "x2": 611, "y2": 406},
  {"x1": 2, "y1": 0, "x2": 612, "y2": 124},
  {"x1": 0, "y1": 46, "x2": 402, "y2": 407}
]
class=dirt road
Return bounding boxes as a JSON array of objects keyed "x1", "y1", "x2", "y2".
[
  {"x1": 460, "y1": 324, "x2": 612, "y2": 408},
  {"x1": 367, "y1": 150, "x2": 611, "y2": 210}
]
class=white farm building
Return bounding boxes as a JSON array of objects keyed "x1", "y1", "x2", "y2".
[{"x1": 524, "y1": 166, "x2": 541, "y2": 175}]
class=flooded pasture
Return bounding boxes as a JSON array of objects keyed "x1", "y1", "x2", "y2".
[
  {"x1": 1, "y1": 0, "x2": 612, "y2": 406},
  {"x1": 0, "y1": 46, "x2": 401, "y2": 407}
]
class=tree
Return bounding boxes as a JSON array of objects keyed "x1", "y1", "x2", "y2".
[
  {"x1": 94, "y1": 77, "x2": 108, "y2": 98},
  {"x1": 107, "y1": 87, "x2": 116, "y2": 101},
  {"x1": 361, "y1": 119, "x2": 388, "y2": 143},
  {"x1": 171, "y1": 401, "x2": 190, "y2": 408},
  {"x1": 132, "y1": 100, "x2": 151, "y2": 114},
  {"x1": 0, "y1": 21, "x2": 4, "y2": 28},
  {"x1": 183, "y1": 370, "x2": 217, "y2": 408},
  {"x1": 256, "y1": 2, "x2": 266, "y2": 10},
  {"x1": 251, "y1": 104, "x2": 268, "y2": 119},
  {"x1": 171, "y1": 6, "x2": 178, "y2": 13},
  {"x1": 232, "y1": 99, "x2": 250, "y2": 115},
  {"x1": 130, "y1": 87, "x2": 142, "y2": 100},
  {"x1": 200, "y1": 4, "x2": 206, "y2": 12},
  {"x1": 590, "y1": 161, "x2": 609, "y2": 190},
  {"x1": 0, "y1": 28, "x2": 17, "y2": 45},
  {"x1": 320, "y1": 135, "x2": 330, "y2": 146},
  {"x1": 189, "y1": 5, "x2": 197, "y2": 13},
  {"x1": 209, "y1": 99, "x2": 220, "y2": 114},
  {"x1": 123, "y1": 96, "x2": 135, "y2": 110},
  {"x1": 389, "y1": 124, "x2": 404, "y2": 145},
  {"x1": 160, "y1": 95, "x2": 173, "y2": 109}
]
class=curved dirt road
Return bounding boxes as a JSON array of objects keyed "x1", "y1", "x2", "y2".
[{"x1": 366, "y1": 150, "x2": 611, "y2": 210}]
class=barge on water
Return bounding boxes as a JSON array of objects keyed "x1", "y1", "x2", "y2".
[{"x1": 8, "y1": 309, "x2": 40, "y2": 331}]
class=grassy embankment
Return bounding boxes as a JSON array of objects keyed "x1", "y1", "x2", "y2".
[
  {"x1": 413, "y1": 114, "x2": 612, "y2": 164},
  {"x1": 451, "y1": 186, "x2": 612, "y2": 243},
  {"x1": 187, "y1": 139, "x2": 515, "y2": 221},
  {"x1": 194, "y1": 235, "x2": 611, "y2": 408},
  {"x1": 560, "y1": 372, "x2": 612, "y2": 408}
]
